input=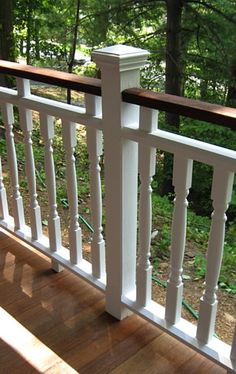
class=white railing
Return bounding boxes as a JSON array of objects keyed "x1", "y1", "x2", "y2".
[{"x1": 0, "y1": 44, "x2": 236, "y2": 372}]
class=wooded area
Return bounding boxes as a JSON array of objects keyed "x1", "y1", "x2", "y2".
[
  {"x1": 1, "y1": 1, "x2": 236, "y2": 106},
  {"x1": 0, "y1": 0, "x2": 236, "y2": 209}
]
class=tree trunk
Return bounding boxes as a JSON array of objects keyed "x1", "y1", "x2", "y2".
[
  {"x1": 200, "y1": 79, "x2": 209, "y2": 101},
  {"x1": 26, "y1": 1, "x2": 33, "y2": 65},
  {"x1": 67, "y1": 0, "x2": 81, "y2": 104},
  {"x1": 165, "y1": 0, "x2": 183, "y2": 128},
  {"x1": 160, "y1": 0, "x2": 183, "y2": 196},
  {"x1": 226, "y1": 61, "x2": 236, "y2": 108},
  {"x1": 0, "y1": 0, "x2": 15, "y2": 86}
]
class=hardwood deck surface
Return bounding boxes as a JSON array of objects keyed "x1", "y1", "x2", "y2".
[{"x1": 0, "y1": 228, "x2": 227, "y2": 373}]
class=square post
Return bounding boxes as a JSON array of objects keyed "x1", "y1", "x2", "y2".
[{"x1": 93, "y1": 45, "x2": 149, "y2": 319}]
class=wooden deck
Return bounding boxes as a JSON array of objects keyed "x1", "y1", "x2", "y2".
[{"x1": 0, "y1": 228, "x2": 227, "y2": 374}]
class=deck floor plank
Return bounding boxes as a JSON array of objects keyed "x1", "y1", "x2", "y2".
[{"x1": 0, "y1": 228, "x2": 227, "y2": 373}]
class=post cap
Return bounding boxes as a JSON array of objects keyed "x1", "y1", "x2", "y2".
[{"x1": 92, "y1": 44, "x2": 149, "y2": 71}]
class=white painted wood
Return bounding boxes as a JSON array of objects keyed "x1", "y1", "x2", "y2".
[
  {"x1": 85, "y1": 94, "x2": 105, "y2": 279},
  {"x1": 1, "y1": 103, "x2": 25, "y2": 230},
  {"x1": 231, "y1": 325, "x2": 236, "y2": 361},
  {"x1": 197, "y1": 168, "x2": 234, "y2": 343},
  {"x1": 0, "y1": 88, "x2": 103, "y2": 130},
  {"x1": 17, "y1": 78, "x2": 42, "y2": 240},
  {"x1": 40, "y1": 113, "x2": 62, "y2": 252},
  {"x1": 0, "y1": 157, "x2": 9, "y2": 220},
  {"x1": 62, "y1": 120, "x2": 82, "y2": 265},
  {"x1": 123, "y1": 294, "x2": 235, "y2": 372},
  {"x1": 136, "y1": 107, "x2": 157, "y2": 307},
  {"x1": 1, "y1": 87, "x2": 236, "y2": 168},
  {"x1": 93, "y1": 44, "x2": 149, "y2": 320},
  {"x1": 122, "y1": 127, "x2": 236, "y2": 172},
  {"x1": 165, "y1": 156, "x2": 193, "y2": 324},
  {"x1": 51, "y1": 258, "x2": 64, "y2": 273},
  {"x1": 1, "y1": 84, "x2": 236, "y2": 165}
]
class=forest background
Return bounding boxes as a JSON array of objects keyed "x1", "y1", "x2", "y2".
[{"x1": 0, "y1": 0, "x2": 236, "y2": 301}]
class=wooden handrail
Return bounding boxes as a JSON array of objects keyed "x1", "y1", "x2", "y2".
[
  {"x1": 1, "y1": 60, "x2": 236, "y2": 129},
  {"x1": 0, "y1": 60, "x2": 102, "y2": 96},
  {"x1": 122, "y1": 87, "x2": 236, "y2": 129}
]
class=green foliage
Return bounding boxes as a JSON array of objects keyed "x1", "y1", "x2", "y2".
[
  {"x1": 151, "y1": 194, "x2": 236, "y2": 294},
  {"x1": 0, "y1": 137, "x2": 6, "y2": 157},
  {"x1": 181, "y1": 118, "x2": 236, "y2": 217},
  {"x1": 10, "y1": 0, "x2": 236, "y2": 109},
  {"x1": 194, "y1": 253, "x2": 206, "y2": 278},
  {"x1": 74, "y1": 61, "x2": 97, "y2": 78}
]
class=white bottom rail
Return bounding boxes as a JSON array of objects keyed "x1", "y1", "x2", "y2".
[
  {"x1": 123, "y1": 293, "x2": 235, "y2": 372},
  {"x1": 1, "y1": 216, "x2": 235, "y2": 372}
]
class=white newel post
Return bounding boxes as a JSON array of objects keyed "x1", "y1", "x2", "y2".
[
  {"x1": 85, "y1": 94, "x2": 105, "y2": 279},
  {"x1": 196, "y1": 167, "x2": 234, "y2": 343},
  {"x1": 136, "y1": 107, "x2": 157, "y2": 307},
  {"x1": 93, "y1": 45, "x2": 149, "y2": 319},
  {"x1": 1, "y1": 102, "x2": 25, "y2": 230},
  {"x1": 165, "y1": 156, "x2": 193, "y2": 324},
  {"x1": 17, "y1": 78, "x2": 42, "y2": 240}
]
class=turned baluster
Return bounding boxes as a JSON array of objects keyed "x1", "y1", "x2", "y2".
[
  {"x1": 165, "y1": 156, "x2": 193, "y2": 324},
  {"x1": 231, "y1": 324, "x2": 236, "y2": 361},
  {"x1": 85, "y1": 94, "x2": 105, "y2": 279},
  {"x1": 136, "y1": 107, "x2": 157, "y2": 307},
  {"x1": 0, "y1": 157, "x2": 9, "y2": 221},
  {"x1": 1, "y1": 103, "x2": 25, "y2": 230},
  {"x1": 62, "y1": 120, "x2": 82, "y2": 264},
  {"x1": 196, "y1": 168, "x2": 234, "y2": 343},
  {"x1": 17, "y1": 78, "x2": 42, "y2": 240},
  {"x1": 40, "y1": 113, "x2": 61, "y2": 252}
]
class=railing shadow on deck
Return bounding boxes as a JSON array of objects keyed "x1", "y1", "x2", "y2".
[{"x1": 0, "y1": 229, "x2": 111, "y2": 373}]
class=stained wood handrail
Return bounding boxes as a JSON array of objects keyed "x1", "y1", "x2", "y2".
[
  {"x1": 0, "y1": 60, "x2": 102, "y2": 96},
  {"x1": 1, "y1": 60, "x2": 236, "y2": 129},
  {"x1": 122, "y1": 87, "x2": 236, "y2": 129}
]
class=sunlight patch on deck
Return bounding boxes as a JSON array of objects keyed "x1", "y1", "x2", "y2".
[{"x1": 0, "y1": 307, "x2": 78, "y2": 373}]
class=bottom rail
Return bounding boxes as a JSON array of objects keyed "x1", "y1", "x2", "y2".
[{"x1": 123, "y1": 293, "x2": 235, "y2": 372}]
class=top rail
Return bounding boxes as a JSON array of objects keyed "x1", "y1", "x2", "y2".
[
  {"x1": 1, "y1": 60, "x2": 236, "y2": 130},
  {"x1": 122, "y1": 87, "x2": 236, "y2": 129},
  {"x1": 0, "y1": 60, "x2": 102, "y2": 96}
]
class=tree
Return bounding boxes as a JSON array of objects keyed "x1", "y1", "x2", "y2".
[
  {"x1": 67, "y1": 0, "x2": 81, "y2": 103},
  {"x1": 0, "y1": 0, "x2": 15, "y2": 85},
  {"x1": 165, "y1": 0, "x2": 183, "y2": 128},
  {"x1": 10, "y1": 0, "x2": 236, "y2": 209}
]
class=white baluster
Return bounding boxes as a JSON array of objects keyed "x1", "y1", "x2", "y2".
[
  {"x1": 1, "y1": 103, "x2": 25, "y2": 230},
  {"x1": 17, "y1": 79, "x2": 42, "y2": 240},
  {"x1": 85, "y1": 94, "x2": 105, "y2": 279},
  {"x1": 40, "y1": 113, "x2": 62, "y2": 252},
  {"x1": 165, "y1": 156, "x2": 193, "y2": 324},
  {"x1": 0, "y1": 157, "x2": 9, "y2": 221},
  {"x1": 62, "y1": 120, "x2": 82, "y2": 265},
  {"x1": 93, "y1": 45, "x2": 149, "y2": 320},
  {"x1": 136, "y1": 107, "x2": 157, "y2": 307},
  {"x1": 231, "y1": 325, "x2": 236, "y2": 360},
  {"x1": 196, "y1": 168, "x2": 234, "y2": 343}
]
